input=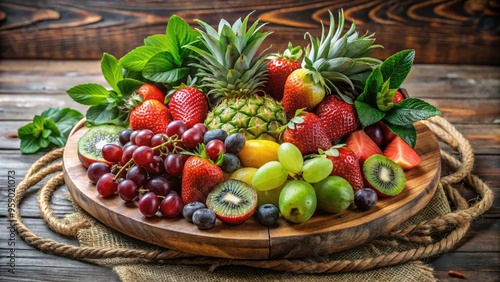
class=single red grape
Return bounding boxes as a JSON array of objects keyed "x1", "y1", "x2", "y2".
[
  {"x1": 138, "y1": 192, "x2": 160, "y2": 217},
  {"x1": 181, "y1": 128, "x2": 203, "y2": 150},
  {"x1": 192, "y1": 123, "x2": 208, "y2": 135},
  {"x1": 135, "y1": 129, "x2": 154, "y2": 147},
  {"x1": 166, "y1": 120, "x2": 187, "y2": 138},
  {"x1": 159, "y1": 191, "x2": 183, "y2": 218},
  {"x1": 117, "y1": 179, "x2": 138, "y2": 202},
  {"x1": 164, "y1": 154, "x2": 184, "y2": 176},
  {"x1": 121, "y1": 144, "x2": 138, "y2": 165},
  {"x1": 102, "y1": 144, "x2": 123, "y2": 163},
  {"x1": 96, "y1": 173, "x2": 118, "y2": 197},
  {"x1": 206, "y1": 139, "x2": 226, "y2": 162},
  {"x1": 87, "y1": 162, "x2": 110, "y2": 183},
  {"x1": 132, "y1": 146, "x2": 154, "y2": 166}
]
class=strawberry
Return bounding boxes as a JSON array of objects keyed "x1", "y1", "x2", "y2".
[
  {"x1": 282, "y1": 68, "x2": 326, "y2": 118},
  {"x1": 392, "y1": 90, "x2": 404, "y2": 104},
  {"x1": 383, "y1": 136, "x2": 421, "y2": 170},
  {"x1": 181, "y1": 155, "x2": 224, "y2": 205},
  {"x1": 323, "y1": 145, "x2": 364, "y2": 191},
  {"x1": 136, "y1": 84, "x2": 165, "y2": 103},
  {"x1": 315, "y1": 95, "x2": 360, "y2": 141},
  {"x1": 168, "y1": 86, "x2": 208, "y2": 128},
  {"x1": 282, "y1": 110, "x2": 332, "y2": 154},
  {"x1": 129, "y1": 100, "x2": 172, "y2": 134},
  {"x1": 345, "y1": 129, "x2": 383, "y2": 166},
  {"x1": 267, "y1": 43, "x2": 302, "y2": 101}
]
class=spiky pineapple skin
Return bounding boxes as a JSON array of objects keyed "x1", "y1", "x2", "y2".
[{"x1": 204, "y1": 94, "x2": 287, "y2": 141}]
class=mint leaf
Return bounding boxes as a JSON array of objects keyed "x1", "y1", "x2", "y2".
[
  {"x1": 358, "y1": 67, "x2": 383, "y2": 107},
  {"x1": 165, "y1": 15, "x2": 200, "y2": 65},
  {"x1": 384, "y1": 122, "x2": 417, "y2": 148},
  {"x1": 144, "y1": 34, "x2": 170, "y2": 49},
  {"x1": 67, "y1": 83, "x2": 109, "y2": 106},
  {"x1": 380, "y1": 49, "x2": 415, "y2": 90},
  {"x1": 143, "y1": 51, "x2": 189, "y2": 83},
  {"x1": 354, "y1": 100, "x2": 385, "y2": 127},
  {"x1": 376, "y1": 80, "x2": 397, "y2": 112},
  {"x1": 18, "y1": 107, "x2": 83, "y2": 154},
  {"x1": 119, "y1": 46, "x2": 163, "y2": 72},
  {"x1": 117, "y1": 78, "x2": 144, "y2": 98},
  {"x1": 101, "y1": 53, "x2": 123, "y2": 93},
  {"x1": 384, "y1": 98, "x2": 441, "y2": 126},
  {"x1": 86, "y1": 104, "x2": 124, "y2": 125},
  {"x1": 41, "y1": 108, "x2": 84, "y2": 138}
]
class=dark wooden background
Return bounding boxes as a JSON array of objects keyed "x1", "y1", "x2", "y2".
[{"x1": 0, "y1": 0, "x2": 499, "y2": 65}]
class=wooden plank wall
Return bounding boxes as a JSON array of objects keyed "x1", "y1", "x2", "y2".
[{"x1": 0, "y1": 0, "x2": 499, "y2": 65}]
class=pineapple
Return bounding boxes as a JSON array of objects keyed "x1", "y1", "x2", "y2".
[
  {"x1": 282, "y1": 9, "x2": 383, "y2": 116},
  {"x1": 184, "y1": 13, "x2": 287, "y2": 141}
]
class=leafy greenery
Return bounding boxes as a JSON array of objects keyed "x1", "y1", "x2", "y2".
[
  {"x1": 355, "y1": 49, "x2": 441, "y2": 147},
  {"x1": 18, "y1": 108, "x2": 83, "y2": 154},
  {"x1": 66, "y1": 15, "x2": 202, "y2": 126}
]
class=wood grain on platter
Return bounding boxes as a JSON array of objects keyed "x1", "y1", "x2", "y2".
[{"x1": 63, "y1": 121, "x2": 441, "y2": 260}]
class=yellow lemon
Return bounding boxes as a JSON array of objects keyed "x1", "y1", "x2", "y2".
[
  {"x1": 238, "y1": 140, "x2": 280, "y2": 168},
  {"x1": 229, "y1": 167, "x2": 258, "y2": 186}
]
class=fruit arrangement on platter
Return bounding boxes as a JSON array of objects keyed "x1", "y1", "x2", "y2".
[{"x1": 68, "y1": 10, "x2": 440, "y2": 229}]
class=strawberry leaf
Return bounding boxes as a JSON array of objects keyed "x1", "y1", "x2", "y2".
[
  {"x1": 384, "y1": 98, "x2": 441, "y2": 126},
  {"x1": 101, "y1": 53, "x2": 123, "y2": 93},
  {"x1": 380, "y1": 49, "x2": 415, "y2": 90}
]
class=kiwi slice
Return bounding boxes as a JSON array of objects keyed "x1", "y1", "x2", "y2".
[
  {"x1": 363, "y1": 154, "x2": 406, "y2": 196},
  {"x1": 77, "y1": 125, "x2": 125, "y2": 168},
  {"x1": 206, "y1": 180, "x2": 258, "y2": 224}
]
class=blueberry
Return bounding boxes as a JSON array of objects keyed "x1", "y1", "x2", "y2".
[
  {"x1": 354, "y1": 188, "x2": 378, "y2": 211},
  {"x1": 255, "y1": 204, "x2": 279, "y2": 226},
  {"x1": 192, "y1": 208, "x2": 216, "y2": 229},
  {"x1": 182, "y1": 201, "x2": 206, "y2": 222},
  {"x1": 224, "y1": 133, "x2": 245, "y2": 154},
  {"x1": 220, "y1": 153, "x2": 241, "y2": 173},
  {"x1": 203, "y1": 129, "x2": 228, "y2": 144}
]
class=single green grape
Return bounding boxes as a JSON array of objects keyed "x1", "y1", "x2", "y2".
[
  {"x1": 252, "y1": 161, "x2": 288, "y2": 191},
  {"x1": 302, "y1": 157, "x2": 333, "y2": 183},
  {"x1": 277, "y1": 142, "x2": 303, "y2": 174}
]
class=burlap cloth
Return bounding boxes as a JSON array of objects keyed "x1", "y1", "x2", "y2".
[{"x1": 12, "y1": 116, "x2": 495, "y2": 281}]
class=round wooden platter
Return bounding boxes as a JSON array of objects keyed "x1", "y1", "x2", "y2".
[{"x1": 63, "y1": 121, "x2": 441, "y2": 260}]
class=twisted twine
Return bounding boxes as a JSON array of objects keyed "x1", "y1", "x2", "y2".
[{"x1": 11, "y1": 116, "x2": 495, "y2": 273}]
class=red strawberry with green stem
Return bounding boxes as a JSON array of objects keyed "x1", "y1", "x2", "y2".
[
  {"x1": 136, "y1": 84, "x2": 165, "y2": 103},
  {"x1": 282, "y1": 110, "x2": 332, "y2": 154},
  {"x1": 267, "y1": 43, "x2": 302, "y2": 101},
  {"x1": 168, "y1": 86, "x2": 208, "y2": 128},
  {"x1": 129, "y1": 100, "x2": 172, "y2": 134},
  {"x1": 321, "y1": 144, "x2": 364, "y2": 191},
  {"x1": 282, "y1": 67, "x2": 326, "y2": 118},
  {"x1": 315, "y1": 95, "x2": 360, "y2": 141},
  {"x1": 181, "y1": 145, "x2": 225, "y2": 205}
]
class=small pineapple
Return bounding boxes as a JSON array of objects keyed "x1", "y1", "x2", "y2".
[
  {"x1": 184, "y1": 13, "x2": 287, "y2": 141},
  {"x1": 282, "y1": 9, "x2": 383, "y2": 117}
]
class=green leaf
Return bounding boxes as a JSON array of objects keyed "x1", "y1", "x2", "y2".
[
  {"x1": 384, "y1": 122, "x2": 417, "y2": 148},
  {"x1": 142, "y1": 51, "x2": 189, "y2": 83},
  {"x1": 354, "y1": 100, "x2": 385, "y2": 128},
  {"x1": 165, "y1": 15, "x2": 200, "y2": 65},
  {"x1": 41, "y1": 108, "x2": 83, "y2": 138},
  {"x1": 86, "y1": 104, "x2": 121, "y2": 125},
  {"x1": 117, "y1": 78, "x2": 144, "y2": 97},
  {"x1": 380, "y1": 49, "x2": 415, "y2": 90},
  {"x1": 376, "y1": 80, "x2": 397, "y2": 112},
  {"x1": 144, "y1": 34, "x2": 170, "y2": 49},
  {"x1": 20, "y1": 138, "x2": 41, "y2": 154},
  {"x1": 66, "y1": 83, "x2": 109, "y2": 106},
  {"x1": 17, "y1": 123, "x2": 36, "y2": 139},
  {"x1": 358, "y1": 67, "x2": 383, "y2": 106},
  {"x1": 384, "y1": 98, "x2": 441, "y2": 126},
  {"x1": 119, "y1": 46, "x2": 163, "y2": 72},
  {"x1": 101, "y1": 53, "x2": 123, "y2": 93}
]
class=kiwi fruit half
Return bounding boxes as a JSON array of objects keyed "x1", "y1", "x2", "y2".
[
  {"x1": 206, "y1": 180, "x2": 258, "y2": 224},
  {"x1": 363, "y1": 154, "x2": 406, "y2": 196},
  {"x1": 77, "y1": 124, "x2": 125, "y2": 168}
]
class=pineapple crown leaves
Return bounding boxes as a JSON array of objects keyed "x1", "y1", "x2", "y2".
[
  {"x1": 302, "y1": 9, "x2": 383, "y2": 98},
  {"x1": 182, "y1": 12, "x2": 273, "y2": 99},
  {"x1": 354, "y1": 49, "x2": 441, "y2": 147}
]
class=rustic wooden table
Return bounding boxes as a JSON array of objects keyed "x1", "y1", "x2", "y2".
[{"x1": 0, "y1": 60, "x2": 498, "y2": 281}]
